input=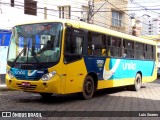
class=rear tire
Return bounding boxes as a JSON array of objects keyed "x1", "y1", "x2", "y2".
[
  {"x1": 132, "y1": 73, "x2": 142, "y2": 91},
  {"x1": 80, "y1": 75, "x2": 95, "y2": 100},
  {"x1": 40, "y1": 93, "x2": 52, "y2": 98}
]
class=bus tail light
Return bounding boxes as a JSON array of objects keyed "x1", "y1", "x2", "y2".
[{"x1": 41, "y1": 71, "x2": 56, "y2": 81}]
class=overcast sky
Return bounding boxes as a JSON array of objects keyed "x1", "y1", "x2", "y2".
[{"x1": 129, "y1": 0, "x2": 160, "y2": 18}]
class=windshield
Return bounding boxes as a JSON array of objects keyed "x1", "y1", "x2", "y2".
[{"x1": 7, "y1": 22, "x2": 62, "y2": 68}]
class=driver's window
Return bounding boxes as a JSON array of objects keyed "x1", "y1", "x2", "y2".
[
  {"x1": 75, "y1": 37, "x2": 83, "y2": 54},
  {"x1": 64, "y1": 27, "x2": 84, "y2": 63}
]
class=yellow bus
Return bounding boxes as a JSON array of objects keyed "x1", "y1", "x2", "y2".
[{"x1": 6, "y1": 19, "x2": 157, "y2": 99}]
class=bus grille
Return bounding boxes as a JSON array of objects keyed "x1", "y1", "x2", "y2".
[
  {"x1": 17, "y1": 83, "x2": 37, "y2": 90},
  {"x1": 15, "y1": 75, "x2": 41, "y2": 81}
]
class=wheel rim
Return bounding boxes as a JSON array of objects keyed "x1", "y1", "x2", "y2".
[
  {"x1": 136, "y1": 77, "x2": 141, "y2": 89},
  {"x1": 84, "y1": 79, "x2": 93, "y2": 95}
]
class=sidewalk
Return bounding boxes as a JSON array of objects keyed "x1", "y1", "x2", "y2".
[{"x1": 0, "y1": 84, "x2": 11, "y2": 91}]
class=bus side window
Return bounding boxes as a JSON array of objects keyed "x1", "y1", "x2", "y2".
[
  {"x1": 106, "y1": 36, "x2": 111, "y2": 57},
  {"x1": 88, "y1": 32, "x2": 104, "y2": 56}
]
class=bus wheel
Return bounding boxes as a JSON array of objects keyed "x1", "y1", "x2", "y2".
[
  {"x1": 132, "y1": 73, "x2": 142, "y2": 91},
  {"x1": 81, "y1": 75, "x2": 95, "y2": 100},
  {"x1": 40, "y1": 93, "x2": 52, "y2": 98}
]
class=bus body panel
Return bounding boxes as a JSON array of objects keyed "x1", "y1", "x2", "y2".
[
  {"x1": 6, "y1": 74, "x2": 62, "y2": 93},
  {"x1": 6, "y1": 63, "x2": 63, "y2": 93},
  {"x1": 63, "y1": 58, "x2": 88, "y2": 94},
  {"x1": 84, "y1": 57, "x2": 156, "y2": 89}
]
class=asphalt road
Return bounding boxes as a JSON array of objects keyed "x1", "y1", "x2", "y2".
[{"x1": 0, "y1": 79, "x2": 160, "y2": 120}]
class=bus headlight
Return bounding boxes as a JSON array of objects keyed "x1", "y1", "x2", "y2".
[
  {"x1": 41, "y1": 71, "x2": 56, "y2": 81},
  {"x1": 7, "y1": 70, "x2": 14, "y2": 79}
]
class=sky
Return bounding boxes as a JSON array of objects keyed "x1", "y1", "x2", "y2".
[{"x1": 128, "y1": 0, "x2": 160, "y2": 18}]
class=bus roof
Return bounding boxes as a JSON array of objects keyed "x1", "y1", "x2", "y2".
[{"x1": 14, "y1": 19, "x2": 156, "y2": 46}]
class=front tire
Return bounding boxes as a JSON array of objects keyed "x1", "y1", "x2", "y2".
[{"x1": 81, "y1": 75, "x2": 95, "y2": 100}]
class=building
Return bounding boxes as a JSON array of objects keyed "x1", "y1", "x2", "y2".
[
  {"x1": 93, "y1": 0, "x2": 129, "y2": 33},
  {"x1": 141, "y1": 14, "x2": 152, "y2": 35},
  {"x1": 0, "y1": 0, "x2": 89, "y2": 29},
  {"x1": 132, "y1": 21, "x2": 142, "y2": 36},
  {"x1": 135, "y1": 15, "x2": 160, "y2": 36},
  {"x1": 152, "y1": 17, "x2": 160, "y2": 35}
]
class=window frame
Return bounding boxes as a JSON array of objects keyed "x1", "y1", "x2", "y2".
[
  {"x1": 58, "y1": 6, "x2": 71, "y2": 19},
  {"x1": 24, "y1": 0, "x2": 37, "y2": 16},
  {"x1": 112, "y1": 10, "x2": 123, "y2": 27}
]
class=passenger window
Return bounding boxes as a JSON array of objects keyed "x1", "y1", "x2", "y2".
[
  {"x1": 88, "y1": 32, "x2": 105, "y2": 56},
  {"x1": 146, "y1": 45, "x2": 153, "y2": 60},
  {"x1": 123, "y1": 40, "x2": 134, "y2": 58},
  {"x1": 135, "y1": 42, "x2": 143, "y2": 59},
  {"x1": 110, "y1": 37, "x2": 122, "y2": 57},
  {"x1": 75, "y1": 37, "x2": 83, "y2": 55}
]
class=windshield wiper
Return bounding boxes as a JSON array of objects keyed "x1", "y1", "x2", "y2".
[
  {"x1": 28, "y1": 48, "x2": 40, "y2": 64},
  {"x1": 11, "y1": 48, "x2": 25, "y2": 68}
]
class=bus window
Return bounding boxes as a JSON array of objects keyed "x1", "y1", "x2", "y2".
[
  {"x1": 64, "y1": 28, "x2": 84, "y2": 63},
  {"x1": 146, "y1": 45, "x2": 153, "y2": 60},
  {"x1": 135, "y1": 42, "x2": 145, "y2": 59},
  {"x1": 123, "y1": 39, "x2": 134, "y2": 58},
  {"x1": 110, "y1": 37, "x2": 122, "y2": 57},
  {"x1": 75, "y1": 37, "x2": 83, "y2": 55},
  {"x1": 106, "y1": 36, "x2": 111, "y2": 57},
  {"x1": 88, "y1": 32, "x2": 104, "y2": 56}
]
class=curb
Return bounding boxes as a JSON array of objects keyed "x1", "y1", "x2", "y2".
[{"x1": 0, "y1": 85, "x2": 11, "y2": 91}]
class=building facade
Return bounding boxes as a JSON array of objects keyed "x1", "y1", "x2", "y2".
[
  {"x1": 141, "y1": 14, "x2": 152, "y2": 35},
  {"x1": 152, "y1": 18, "x2": 160, "y2": 35},
  {"x1": 0, "y1": 0, "x2": 89, "y2": 29},
  {"x1": 93, "y1": 0, "x2": 129, "y2": 33}
]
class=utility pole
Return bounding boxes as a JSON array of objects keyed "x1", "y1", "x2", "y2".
[
  {"x1": 44, "y1": 7, "x2": 47, "y2": 19},
  {"x1": 44, "y1": 0, "x2": 47, "y2": 19},
  {"x1": 88, "y1": 0, "x2": 94, "y2": 23}
]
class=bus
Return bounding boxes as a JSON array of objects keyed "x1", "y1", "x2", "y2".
[{"x1": 5, "y1": 19, "x2": 157, "y2": 99}]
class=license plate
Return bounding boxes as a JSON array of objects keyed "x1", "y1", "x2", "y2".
[{"x1": 22, "y1": 82, "x2": 30, "y2": 87}]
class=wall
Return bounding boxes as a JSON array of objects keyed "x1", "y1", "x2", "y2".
[{"x1": 93, "y1": 0, "x2": 129, "y2": 33}]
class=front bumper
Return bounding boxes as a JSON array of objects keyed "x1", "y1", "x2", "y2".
[{"x1": 5, "y1": 74, "x2": 62, "y2": 94}]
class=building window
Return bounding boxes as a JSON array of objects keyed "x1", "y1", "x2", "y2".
[
  {"x1": 11, "y1": 0, "x2": 14, "y2": 7},
  {"x1": 58, "y1": 6, "x2": 71, "y2": 19},
  {"x1": 24, "y1": 0, "x2": 37, "y2": 16},
  {"x1": 81, "y1": 6, "x2": 89, "y2": 22},
  {"x1": 112, "y1": 10, "x2": 123, "y2": 27}
]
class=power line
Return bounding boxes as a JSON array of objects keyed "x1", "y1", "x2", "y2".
[
  {"x1": 0, "y1": 1, "x2": 84, "y2": 22},
  {"x1": 130, "y1": 0, "x2": 160, "y2": 15},
  {"x1": 91, "y1": 0, "x2": 107, "y2": 18},
  {"x1": 106, "y1": 0, "x2": 159, "y2": 30},
  {"x1": 1, "y1": 0, "x2": 159, "y2": 33}
]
